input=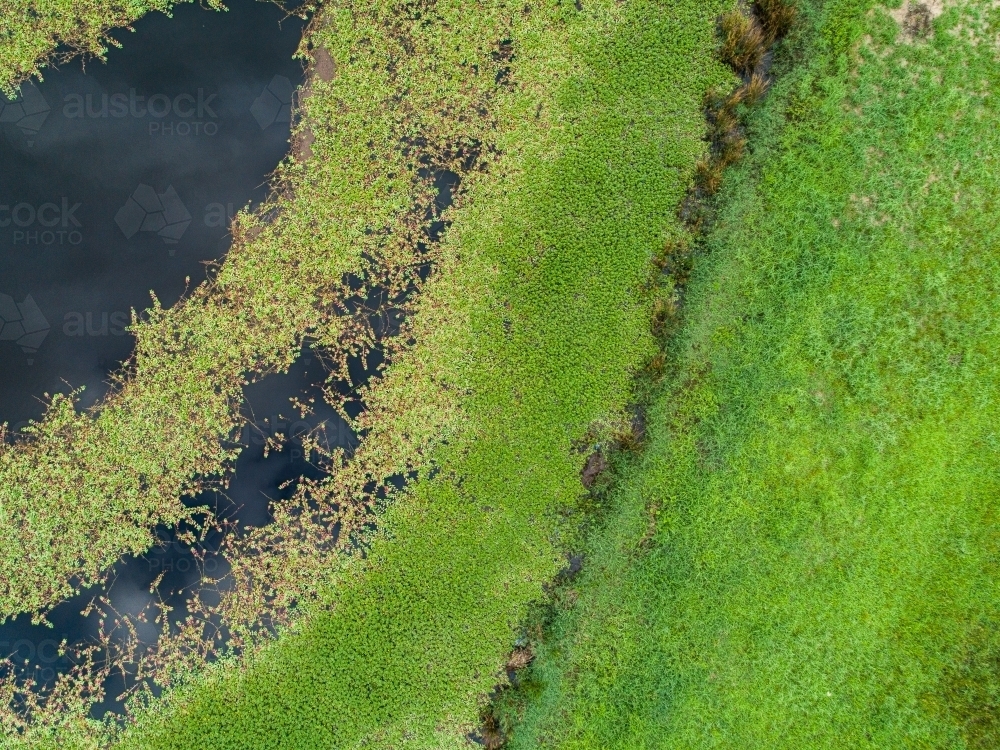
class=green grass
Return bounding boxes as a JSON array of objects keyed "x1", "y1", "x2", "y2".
[
  {"x1": 16, "y1": 0, "x2": 999, "y2": 746},
  {"x1": 97, "y1": 0, "x2": 734, "y2": 747},
  {"x1": 501, "y1": 0, "x2": 1000, "y2": 747}
]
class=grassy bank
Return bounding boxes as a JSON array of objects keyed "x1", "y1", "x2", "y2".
[
  {"x1": 103, "y1": 0, "x2": 733, "y2": 747},
  {"x1": 502, "y1": 0, "x2": 1000, "y2": 746}
]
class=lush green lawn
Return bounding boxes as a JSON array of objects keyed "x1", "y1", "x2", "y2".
[{"x1": 503, "y1": 0, "x2": 1000, "y2": 747}]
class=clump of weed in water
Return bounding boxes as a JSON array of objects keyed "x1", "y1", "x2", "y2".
[
  {"x1": 708, "y1": 90, "x2": 739, "y2": 139},
  {"x1": 690, "y1": 1, "x2": 792, "y2": 214},
  {"x1": 720, "y1": 11, "x2": 765, "y2": 74}
]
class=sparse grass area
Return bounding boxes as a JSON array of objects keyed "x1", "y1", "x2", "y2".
[{"x1": 501, "y1": 0, "x2": 1000, "y2": 746}]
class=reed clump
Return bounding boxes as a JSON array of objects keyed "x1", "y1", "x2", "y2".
[
  {"x1": 755, "y1": 0, "x2": 797, "y2": 45},
  {"x1": 720, "y1": 11, "x2": 766, "y2": 74},
  {"x1": 696, "y1": 157, "x2": 725, "y2": 195},
  {"x1": 692, "y1": 1, "x2": 793, "y2": 203}
]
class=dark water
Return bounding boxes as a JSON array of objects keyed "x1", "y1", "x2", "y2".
[
  {"x1": 0, "y1": 1, "x2": 461, "y2": 716},
  {"x1": 0, "y1": 0, "x2": 366, "y2": 716},
  {"x1": 0, "y1": 0, "x2": 305, "y2": 427},
  {"x1": 0, "y1": 351, "x2": 356, "y2": 715}
]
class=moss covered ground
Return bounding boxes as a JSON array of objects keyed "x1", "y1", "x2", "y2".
[{"x1": 500, "y1": 0, "x2": 1000, "y2": 747}]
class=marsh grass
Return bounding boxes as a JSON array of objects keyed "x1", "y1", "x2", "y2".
[
  {"x1": 719, "y1": 11, "x2": 766, "y2": 73},
  {"x1": 692, "y1": 1, "x2": 790, "y2": 210},
  {"x1": 106, "y1": 1, "x2": 735, "y2": 747},
  {"x1": 0, "y1": 0, "x2": 796, "y2": 745},
  {"x1": 754, "y1": 0, "x2": 797, "y2": 44},
  {"x1": 695, "y1": 156, "x2": 724, "y2": 195},
  {"x1": 743, "y1": 70, "x2": 770, "y2": 104}
]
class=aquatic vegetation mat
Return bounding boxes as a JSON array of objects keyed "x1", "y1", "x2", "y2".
[
  {"x1": 99, "y1": 0, "x2": 731, "y2": 747},
  {"x1": 0, "y1": 0, "x2": 727, "y2": 745},
  {"x1": 0, "y1": 0, "x2": 474, "y2": 619},
  {"x1": 0, "y1": 0, "x2": 225, "y2": 94}
]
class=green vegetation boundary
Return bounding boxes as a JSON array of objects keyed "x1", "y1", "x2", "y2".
[
  {"x1": 0, "y1": 0, "x2": 510, "y2": 618},
  {"x1": 501, "y1": 0, "x2": 1000, "y2": 746},
  {"x1": 0, "y1": 0, "x2": 215, "y2": 94}
]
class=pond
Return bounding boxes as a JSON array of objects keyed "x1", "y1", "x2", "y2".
[
  {"x1": 0, "y1": 0, "x2": 366, "y2": 716},
  {"x1": 0, "y1": 0, "x2": 303, "y2": 428}
]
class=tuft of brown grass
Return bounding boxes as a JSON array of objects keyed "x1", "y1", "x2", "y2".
[
  {"x1": 720, "y1": 11, "x2": 765, "y2": 74},
  {"x1": 742, "y1": 71, "x2": 770, "y2": 105},
  {"x1": 754, "y1": 0, "x2": 797, "y2": 44},
  {"x1": 651, "y1": 296, "x2": 673, "y2": 337},
  {"x1": 711, "y1": 104, "x2": 739, "y2": 140},
  {"x1": 696, "y1": 158, "x2": 724, "y2": 195},
  {"x1": 507, "y1": 646, "x2": 534, "y2": 671},
  {"x1": 725, "y1": 88, "x2": 748, "y2": 110},
  {"x1": 719, "y1": 132, "x2": 747, "y2": 166},
  {"x1": 646, "y1": 351, "x2": 667, "y2": 377},
  {"x1": 481, "y1": 714, "x2": 506, "y2": 749}
]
